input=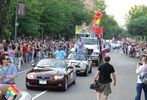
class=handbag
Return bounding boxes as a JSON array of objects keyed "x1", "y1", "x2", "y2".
[
  {"x1": 90, "y1": 83, "x2": 96, "y2": 90},
  {"x1": 90, "y1": 81, "x2": 105, "y2": 91},
  {"x1": 89, "y1": 81, "x2": 99, "y2": 90}
]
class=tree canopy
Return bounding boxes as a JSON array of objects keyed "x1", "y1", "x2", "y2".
[
  {"x1": 0, "y1": 0, "x2": 129, "y2": 40},
  {"x1": 126, "y1": 5, "x2": 147, "y2": 36}
]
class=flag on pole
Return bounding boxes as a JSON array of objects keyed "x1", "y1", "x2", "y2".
[
  {"x1": 5, "y1": 84, "x2": 19, "y2": 99},
  {"x1": 92, "y1": 26, "x2": 103, "y2": 36},
  {"x1": 18, "y1": 3, "x2": 26, "y2": 16},
  {"x1": 95, "y1": 19, "x2": 100, "y2": 25}
]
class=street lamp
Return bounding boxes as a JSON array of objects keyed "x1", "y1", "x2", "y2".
[
  {"x1": 14, "y1": 0, "x2": 19, "y2": 42},
  {"x1": 14, "y1": 0, "x2": 26, "y2": 42}
]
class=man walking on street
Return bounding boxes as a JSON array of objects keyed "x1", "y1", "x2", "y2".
[
  {"x1": 135, "y1": 56, "x2": 147, "y2": 100},
  {"x1": 93, "y1": 56, "x2": 116, "y2": 100}
]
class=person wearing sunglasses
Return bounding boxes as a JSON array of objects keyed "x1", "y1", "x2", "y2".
[{"x1": 0, "y1": 54, "x2": 17, "y2": 99}]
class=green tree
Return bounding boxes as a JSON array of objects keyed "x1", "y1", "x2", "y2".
[
  {"x1": 127, "y1": 5, "x2": 147, "y2": 36},
  {"x1": 41, "y1": 0, "x2": 92, "y2": 38},
  {"x1": 127, "y1": 15, "x2": 147, "y2": 36},
  {"x1": 127, "y1": 5, "x2": 147, "y2": 20},
  {"x1": 0, "y1": 0, "x2": 11, "y2": 40},
  {"x1": 17, "y1": 0, "x2": 42, "y2": 37},
  {"x1": 93, "y1": 0, "x2": 106, "y2": 13}
]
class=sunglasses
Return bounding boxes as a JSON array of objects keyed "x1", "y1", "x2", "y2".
[{"x1": 4, "y1": 58, "x2": 9, "y2": 60}]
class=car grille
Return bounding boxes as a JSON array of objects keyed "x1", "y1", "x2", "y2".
[
  {"x1": 75, "y1": 65, "x2": 80, "y2": 68},
  {"x1": 36, "y1": 76, "x2": 51, "y2": 79},
  {"x1": 87, "y1": 49, "x2": 93, "y2": 55}
]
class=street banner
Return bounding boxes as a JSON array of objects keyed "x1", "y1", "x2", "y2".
[
  {"x1": 75, "y1": 25, "x2": 83, "y2": 34},
  {"x1": 18, "y1": 2, "x2": 26, "y2": 16}
]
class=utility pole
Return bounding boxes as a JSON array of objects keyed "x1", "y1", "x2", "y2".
[
  {"x1": 14, "y1": 0, "x2": 19, "y2": 42},
  {"x1": 98, "y1": 36, "x2": 103, "y2": 63}
]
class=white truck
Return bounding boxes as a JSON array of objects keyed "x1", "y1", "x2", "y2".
[{"x1": 81, "y1": 37, "x2": 100, "y2": 66}]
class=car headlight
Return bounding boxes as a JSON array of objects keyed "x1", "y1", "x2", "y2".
[
  {"x1": 27, "y1": 73, "x2": 35, "y2": 79},
  {"x1": 54, "y1": 75, "x2": 64, "y2": 80}
]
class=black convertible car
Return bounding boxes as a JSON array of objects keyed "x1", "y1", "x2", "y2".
[{"x1": 26, "y1": 58, "x2": 76, "y2": 91}]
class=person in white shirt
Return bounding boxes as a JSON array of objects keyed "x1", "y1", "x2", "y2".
[{"x1": 135, "y1": 56, "x2": 147, "y2": 100}]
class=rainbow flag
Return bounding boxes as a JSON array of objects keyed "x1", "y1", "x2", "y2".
[
  {"x1": 5, "y1": 84, "x2": 19, "y2": 99},
  {"x1": 95, "y1": 19, "x2": 100, "y2": 25}
]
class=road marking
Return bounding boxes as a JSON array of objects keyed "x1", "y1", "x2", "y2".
[
  {"x1": 32, "y1": 90, "x2": 48, "y2": 100},
  {"x1": 17, "y1": 69, "x2": 31, "y2": 74}
]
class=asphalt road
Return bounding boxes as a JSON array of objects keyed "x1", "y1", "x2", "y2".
[{"x1": 15, "y1": 50, "x2": 144, "y2": 100}]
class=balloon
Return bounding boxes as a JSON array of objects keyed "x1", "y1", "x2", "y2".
[
  {"x1": 94, "y1": 15, "x2": 100, "y2": 20},
  {"x1": 95, "y1": 11, "x2": 102, "y2": 18}
]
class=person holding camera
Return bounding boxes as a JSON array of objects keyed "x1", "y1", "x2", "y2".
[
  {"x1": 135, "y1": 56, "x2": 147, "y2": 100},
  {"x1": 93, "y1": 56, "x2": 116, "y2": 100}
]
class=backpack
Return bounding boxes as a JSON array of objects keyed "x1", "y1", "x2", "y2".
[{"x1": 140, "y1": 73, "x2": 147, "y2": 84}]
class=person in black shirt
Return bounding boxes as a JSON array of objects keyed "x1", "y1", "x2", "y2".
[{"x1": 93, "y1": 56, "x2": 116, "y2": 100}]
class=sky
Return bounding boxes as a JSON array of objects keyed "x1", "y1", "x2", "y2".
[{"x1": 105, "y1": 0, "x2": 147, "y2": 26}]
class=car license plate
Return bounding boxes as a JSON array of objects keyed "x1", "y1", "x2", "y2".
[{"x1": 39, "y1": 80, "x2": 47, "y2": 84}]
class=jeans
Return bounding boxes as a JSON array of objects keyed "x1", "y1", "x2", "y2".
[{"x1": 135, "y1": 83, "x2": 147, "y2": 100}]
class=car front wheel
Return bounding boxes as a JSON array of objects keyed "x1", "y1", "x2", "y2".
[{"x1": 26, "y1": 84, "x2": 32, "y2": 90}]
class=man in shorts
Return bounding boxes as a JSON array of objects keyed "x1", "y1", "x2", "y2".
[{"x1": 93, "y1": 56, "x2": 116, "y2": 100}]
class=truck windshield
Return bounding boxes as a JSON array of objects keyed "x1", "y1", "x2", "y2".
[{"x1": 82, "y1": 38, "x2": 97, "y2": 45}]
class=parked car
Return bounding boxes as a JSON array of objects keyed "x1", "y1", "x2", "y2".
[
  {"x1": 26, "y1": 58, "x2": 76, "y2": 91},
  {"x1": 66, "y1": 53, "x2": 92, "y2": 76}
]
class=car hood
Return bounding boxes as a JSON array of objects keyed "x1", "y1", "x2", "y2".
[
  {"x1": 84, "y1": 45, "x2": 97, "y2": 49},
  {"x1": 29, "y1": 67, "x2": 66, "y2": 75},
  {"x1": 67, "y1": 60, "x2": 82, "y2": 64},
  {"x1": 67, "y1": 60, "x2": 87, "y2": 68}
]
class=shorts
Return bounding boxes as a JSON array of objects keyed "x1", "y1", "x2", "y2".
[{"x1": 96, "y1": 82, "x2": 111, "y2": 96}]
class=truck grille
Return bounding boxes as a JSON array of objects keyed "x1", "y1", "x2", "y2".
[{"x1": 87, "y1": 49, "x2": 93, "y2": 55}]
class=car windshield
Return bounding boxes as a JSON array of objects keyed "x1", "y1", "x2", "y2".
[
  {"x1": 36, "y1": 59, "x2": 66, "y2": 68},
  {"x1": 82, "y1": 38, "x2": 97, "y2": 45},
  {"x1": 67, "y1": 54, "x2": 85, "y2": 60}
]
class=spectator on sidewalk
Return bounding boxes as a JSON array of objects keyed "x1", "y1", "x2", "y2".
[
  {"x1": 0, "y1": 54, "x2": 17, "y2": 99},
  {"x1": 135, "y1": 56, "x2": 147, "y2": 100},
  {"x1": 0, "y1": 54, "x2": 17, "y2": 84}
]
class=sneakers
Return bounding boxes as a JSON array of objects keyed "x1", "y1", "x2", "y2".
[
  {"x1": 17, "y1": 64, "x2": 22, "y2": 71},
  {"x1": 30, "y1": 60, "x2": 34, "y2": 63}
]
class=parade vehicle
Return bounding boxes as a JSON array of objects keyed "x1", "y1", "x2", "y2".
[
  {"x1": 26, "y1": 58, "x2": 76, "y2": 91},
  {"x1": 81, "y1": 37, "x2": 100, "y2": 65},
  {"x1": 66, "y1": 53, "x2": 92, "y2": 76}
]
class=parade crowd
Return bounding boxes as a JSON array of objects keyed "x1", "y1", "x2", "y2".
[
  {"x1": 0, "y1": 37, "x2": 71, "y2": 70},
  {"x1": 122, "y1": 41, "x2": 147, "y2": 58}
]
